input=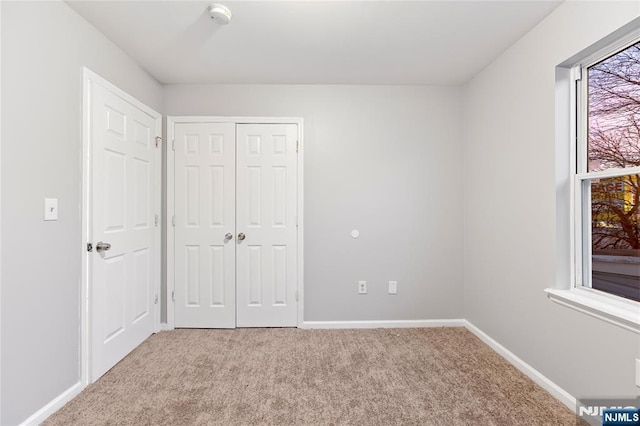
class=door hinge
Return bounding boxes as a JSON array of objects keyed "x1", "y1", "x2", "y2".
[
  {"x1": 296, "y1": 140, "x2": 299, "y2": 153},
  {"x1": 155, "y1": 214, "x2": 159, "y2": 227},
  {"x1": 295, "y1": 290, "x2": 299, "y2": 302},
  {"x1": 172, "y1": 215, "x2": 175, "y2": 227},
  {"x1": 154, "y1": 294, "x2": 158, "y2": 304},
  {"x1": 155, "y1": 136, "x2": 162, "y2": 148},
  {"x1": 295, "y1": 215, "x2": 298, "y2": 227},
  {"x1": 172, "y1": 140, "x2": 175, "y2": 151},
  {"x1": 87, "y1": 243, "x2": 93, "y2": 252},
  {"x1": 171, "y1": 290, "x2": 175, "y2": 302}
]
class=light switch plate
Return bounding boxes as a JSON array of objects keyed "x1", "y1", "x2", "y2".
[
  {"x1": 388, "y1": 281, "x2": 398, "y2": 294},
  {"x1": 44, "y1": 198, "x2": 58, "y2": 221}
]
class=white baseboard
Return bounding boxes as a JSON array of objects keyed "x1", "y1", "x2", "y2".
[
  {"x1": 160, "y1": 323, "x2": 173, "y2": 331},
  {"x1": 464, "y1": 321, "x2": 576, "y2": 411},
  {"x1": 17, "y1": 321, "x2": 575, "y2": 425},
  {"x1": 301, "y1": 319, "x2": 466, "y2": 329},
  {"x1": 19, "y1": 381, "x2": 82, "y2": 426}
]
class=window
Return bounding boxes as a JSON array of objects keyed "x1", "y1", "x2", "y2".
[
  {"x1": 546, "y1": 31, "x2": 640, "y2": 334},
  {"x1": 576, "y1": 40, "x2": 640, "y2": 303}
]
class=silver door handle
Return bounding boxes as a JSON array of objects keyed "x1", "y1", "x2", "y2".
[
  {"x1": 225, "y1": 233, "x2": 233, "y2": 240},
  {"x1": 96, "y1": 241, "x2": 111, "y2": 253},
  {"x1": 237, "y1": 233, "x2": 246, "y2": 241}
]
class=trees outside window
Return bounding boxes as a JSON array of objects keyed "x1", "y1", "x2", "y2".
[{"x1": 583, "y1": 41, "x2": 640, "y2": 301}]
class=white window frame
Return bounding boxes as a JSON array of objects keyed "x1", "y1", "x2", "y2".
[{"x1": 546, "y1": 28, "x2": 640, "y2": 335}]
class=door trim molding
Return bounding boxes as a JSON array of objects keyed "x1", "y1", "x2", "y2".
[
  {"x1": 81, "y1": 68, "x2": 162, "y2": 387},
  {"x1": 166, "y1": 116, "x2": 305, "y2": 329}
]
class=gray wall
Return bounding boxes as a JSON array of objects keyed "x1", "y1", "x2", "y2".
[
  {"x1": 164, "y1": 84, "x2": 464, "y2": 322},
  {"x1": 1, "y1": 1, "x2": 163, "y2": 424},
  {"x1": 463, "y1": 0, "x2": 640, "y2": 399},
  {"x1": 5, "y1": 0, "x2": 640, "y2": 423}
]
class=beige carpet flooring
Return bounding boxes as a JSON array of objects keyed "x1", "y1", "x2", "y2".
[{"x1": 44, "y1": 328, "x2": 577, "y2": 425}]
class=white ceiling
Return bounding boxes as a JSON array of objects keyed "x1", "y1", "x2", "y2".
[{"x1": 67, "y1": 1, "x2": 562, "y2": 85}]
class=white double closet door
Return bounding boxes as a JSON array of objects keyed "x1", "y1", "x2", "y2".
[{"x1": 174, "y1": 122, "x2": 298, "y2": 328}]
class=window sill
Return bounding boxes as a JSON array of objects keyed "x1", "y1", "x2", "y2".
[{"x1": 545, "y1": 287, "x2": 640, "y2": 334}]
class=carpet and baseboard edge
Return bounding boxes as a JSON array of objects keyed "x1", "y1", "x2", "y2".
[
  {"x1": 301, "y1": 319, "x2": 576, "y2": 411},
  {"x1": 300, "y1": 319, "x2": 466, "y2": 329},
  {"x1": 22, "y1": 320, "x2": 576, "y2": 425},
  {"x1": 19, "y1": 381, "x2": 82, "y2": 426},
  {"x1": 463, "y1": 321, "x2": 576, "y2": 411}
]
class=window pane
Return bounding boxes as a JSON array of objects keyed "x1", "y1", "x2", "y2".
[
  {"x1": 588, "y1": 42, "x2": 640, "y2": 172},
  {"x1": 590, "y1": 175, "x2": 640, "y2": 301}
]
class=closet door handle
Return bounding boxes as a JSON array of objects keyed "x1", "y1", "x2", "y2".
[
  {"x1": 225, "y1": 233, "x2": 233, "y2": 241},
  {"x1": 237, "y1": 233, "x2": 246, "y2": 241}
]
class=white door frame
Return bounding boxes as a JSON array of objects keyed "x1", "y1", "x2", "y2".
[
  {"x1": 81, "y1": 68, "x2": 162, "y2": 386},
  {"x1": 166, "y1": 116, "x2": 304, "y2": 329},
  {"x1": 0, "y1": 3, "x2": 3, "y2": 421}
]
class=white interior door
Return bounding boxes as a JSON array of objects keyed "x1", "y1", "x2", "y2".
[
  {"x1": 90, "y1": 80, "x2": 160, "y2": 381},
  {"x1": 236, "y1": 124, "x2": 298, "y2": 327},
  {"x1": 172, "y1": 121, "x2": 299, "y2": 328},
  {"x1": 174, "y1": 123, "x2": 236, "y2": 328}
]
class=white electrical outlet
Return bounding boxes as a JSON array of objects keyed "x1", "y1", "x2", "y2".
[
  {"x1": 388, "y1": 281, "x2": 398, "y2": 294},
  {"x1": 358, "y1": 281, "x2": 367, "y2": 294},
  {"x1": 636, "y1": 359, "x2": 640, "y2": 387}
]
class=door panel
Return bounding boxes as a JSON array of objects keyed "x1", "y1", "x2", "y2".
[
  {"x1": 172, "y1": 122, "x2": 298, "y2": 328},
  {"x1": 236, "y1": 124, "x2": 298, "y2": 327},
  {"x1": 91, "y1": 82, "x2": 159, "y2": 381},
  {"x1": 174, "y1": 123, "x2": 236, "y2": 328}
]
